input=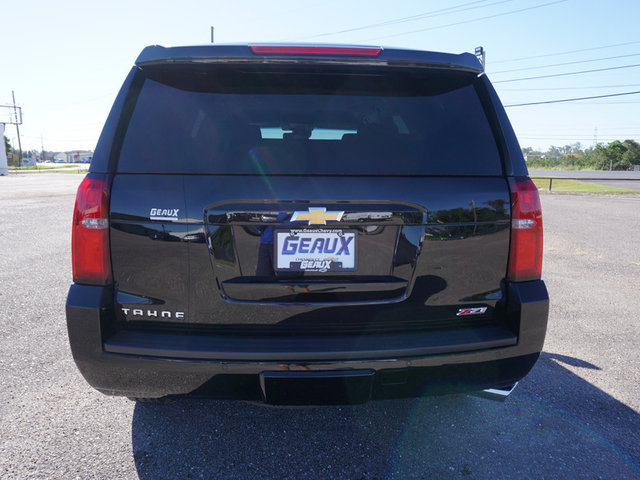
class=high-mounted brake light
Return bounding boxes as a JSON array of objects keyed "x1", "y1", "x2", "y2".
[
  {"x1": 250, "y1": 45, "x2": 382, "y2": 56},
  {"x1": 72, "y1": 174, "x2": 112, "y2": 285},
  {"x1": 508, "y1": 178, "x2": 543, "y2": 282}
]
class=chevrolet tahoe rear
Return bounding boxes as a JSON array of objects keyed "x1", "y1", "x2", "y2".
[{"x1": 66, "y1": 44, "x2": 548, "y2": 404}]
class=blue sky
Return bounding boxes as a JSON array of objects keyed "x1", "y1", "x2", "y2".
[{"x1": 2, "y1": 0, "x2": 639, "y2": 152}]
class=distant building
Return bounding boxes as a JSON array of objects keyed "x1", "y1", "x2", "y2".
[{"x1": 65, "y1": 150, "x2": 93, "y2": 163}]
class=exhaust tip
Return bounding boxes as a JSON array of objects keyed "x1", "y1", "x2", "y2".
[{"x1": 473, "y1": 382, "x2": 518, "y2": 402}]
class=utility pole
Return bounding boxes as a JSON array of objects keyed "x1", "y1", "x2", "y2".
[
  {"x1": 210, "y1": 26, "x2": 214, "y2": 44},
  {"x1": 12, "y1": 91, "x2": 22, "y2": 163}
]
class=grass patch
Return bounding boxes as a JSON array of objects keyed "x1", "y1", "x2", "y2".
[
  {"x1": 11, "y1": 165, "x2": 63, "y2": 170},
  {"x1": 532, "y1": 178, "x2": 639, "y2": 194},
  {"x1": 9, "y1": 164, "x2": 88, "y2": 174},
  {"x1": 11, "y1": 164, "x2": 87, "y2": 170},
  {"x1": 8, "y1": 169, "x2": 86, "y2": 174},
  {"x1": 529, "y1": 166, "x2": 602, "y2": 171}
]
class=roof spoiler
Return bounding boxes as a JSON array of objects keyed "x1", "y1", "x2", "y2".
[{"x1": 134, "y1": 44, "x2": 484, "y2": 74}]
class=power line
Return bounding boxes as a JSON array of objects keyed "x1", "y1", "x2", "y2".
[
  {"x1": 521, "y1": 135, "x2": 640, "y2": 140},
  {"x1": 518, "y1": 137, "x2": 639, "y2": 141},
  {"x1": 19, "y1": 133, "x2": 98, "y2": 142},
  {"x1": 504, "y1": 90, "x2": 640, "y2": 107},
  {"x1": 520, "y1": 127, "x2": 640, "y2": 131},
  {"x1": 518, "y1": 136, "x2": 638, "y2": 141},
  {"x1": 499, "y1": 83, "x2": 640, "y2": 91},
  {"x1": 517, "y1": 133, "x2": 640, "y2": 138},
  {"x1": 519, "y1": 99, "x2": 640, "y2": 104},
  {"x1": 491, "y1": 40, "x2": 640, "y2": 64},
  {"x1": 519, "y1": 139, "x2": 638, "y2": 142},
  {"x1": 490, "y1": 52, "x2": 640, "y2": 74},
  {"x1": 560, "y1": 101, "x2": 640, "y2": 105},
  {"x1": 493, "y1": 63, "x2": 640, "y2": 83},
  {"x1": 519, "y1": 137, "x2": 624, "y2": 140},
  {"x1": 293, "y1": 0, "x2": 501, "y2": 40},
  {"x1": 296, "y1": 0, "x2": 495, "y2": 39},
  {"x1": 360, "y1": 0, "x2": 567, "y2": 42}
]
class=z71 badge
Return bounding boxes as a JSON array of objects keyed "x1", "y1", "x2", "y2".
[{"x1": 456, "y1": 307, "x2": 488, "y2": 316}]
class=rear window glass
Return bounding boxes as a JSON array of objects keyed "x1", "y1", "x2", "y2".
[{"x1": 117, "y1": 67, "x2": 501, "y2": 175}]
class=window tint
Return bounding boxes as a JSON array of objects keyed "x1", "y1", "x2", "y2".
[{"x1": 117, "y1": 70, "x2": 501, "y2": 175}]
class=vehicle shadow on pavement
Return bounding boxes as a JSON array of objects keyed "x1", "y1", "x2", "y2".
[{"x1": 131, "y1": 352, "x2": 640, "y2": 480}]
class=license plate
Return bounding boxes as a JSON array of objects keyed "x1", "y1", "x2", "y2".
[{"x1": 275, "y1": 229, "x2": 356, "y2": 272}]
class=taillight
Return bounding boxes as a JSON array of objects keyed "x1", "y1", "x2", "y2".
[
  {"x1": 508, "y1": 178, "x2": 543, "y2": 282},
  {"x1": 72, "y1": 174, "x2": 112, "y2": 284},
  {"x1": 249, "y1": 45, "x2": 382, "y2": 56}
]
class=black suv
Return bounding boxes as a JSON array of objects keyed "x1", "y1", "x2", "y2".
[{"x1": 66, "y1": 44, "x2": 548, "y2": 404}]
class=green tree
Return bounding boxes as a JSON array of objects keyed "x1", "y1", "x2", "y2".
[
  {"x1": 3, "y1": 135, "x2": 10, "y2": 156},
  {"x1": 523, "y1": 140, "x2": 640, "y2": 170},
  {"x1": 568, "y1": 142, "x2": 583, "y2": 154},
  {"x1": 621, "y1": 139, "x2": 640, "y2": 167},
  {"x1": 587, "y1": 144, "x2": 609, "y2": 170}
]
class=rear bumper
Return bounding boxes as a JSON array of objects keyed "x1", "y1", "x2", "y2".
[{"x1": 66, "y1": 280, "x2": 548, "y2": 403}]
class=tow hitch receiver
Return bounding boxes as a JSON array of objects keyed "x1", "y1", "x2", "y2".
[{"x1": 260, "y1": 370, "x2": 374, "y2": 405}]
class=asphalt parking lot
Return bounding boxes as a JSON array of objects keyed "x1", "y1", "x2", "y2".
[{"x1": 0, "y1": 174, "x2": 639, "y2": 479}]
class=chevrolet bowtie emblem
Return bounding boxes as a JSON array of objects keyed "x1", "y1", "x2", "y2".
[{"x1": 291, "y1": 208, "x2": 345, "y2": 226}]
